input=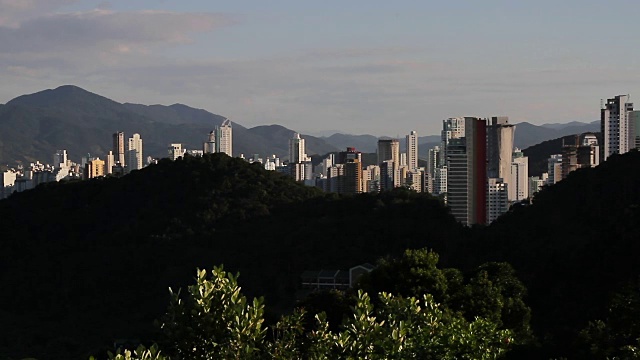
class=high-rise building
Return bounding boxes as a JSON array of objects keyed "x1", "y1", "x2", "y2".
[
  {"x1": 601, "y1": 95, "x2": 634, "y2": 161},
  {"x1": 105, "y1": 151, "x2": 115, "y2": 175},
  {"x1": 510, "y1": 148, "x2": 529, "y2": 201},
  {"x1": 631, "y1": 111, "x2": 640, "y2": 149},
  {"x1": 434, "y1": 166, "x2": 447, "y2": 196},
  {"x1": 406, "y1": 168, "x2": 424, "y2": 192},
  {"x1": 377, "y1": 139, "x2": 400, "y2": 165},
  {"x1": 380, "y1": 160, "x2": 396, "y2": 191},
  {"x1": 127, "y1": 133, "x2": 143, "y2": 171},
  {"x1": 487, "y1": 117, "x2": 515, "y2": 183},
  {"x1": 203, "y1": 131, "x2": 216, "y2": 154},
  {"x1": 547, "y1": 154, "x2": 563, "y2": 185},
  {"x1": 53, "y1": 150, "x2": 68, "y2": 169},
  {"x1": 113, "y1": 131, "x2": 126, "y2": 166},
  {"x1": 465, "y1": 117, "x2": 487, "y2": 225},
  {"x1": 168, "y1": 143, "x2": 183, "y2": 161},
  {"x1": 528, "y1": 173, "x2": 548, "y2": 198},
  {"x1": 343, "y1": 158, "x2": 363, "y2": 194},
  {"x1": 337, "y1": 147, "x2": 362, "y2": 165},
  {"x1": 289, "y1": 133, "x2": 309, "y2": 163},
  {"x1": 561, "y1": 134, "x2": 600, "y2": 179},
  {"x1": 487, "y1": 178, "x2": 509, "y2": 223},
  {"x1": 441, "y1": 117, "x2": 465, "y2": 162},
  {"x1": 85, "y1": 158, "x2": 105, "y2": 179},
  {"x1": 427, "y1": 146, "x2": 441, "y2": 178},
  {"x1": 446, "y1": 117, "x2": 487, "y2": 226},
  {"x1": 216, "y1": 119, "x2": 233, "y2": 156},
  {"x1": 378, "y1": 139, "x2": 400, "y2": 189},
  {"x1": 406, "y1": 131, "x2": 418, "y2": 170},
  {"x1": 362, "y1": 165, "x2": 380, "y2": 193},
  {"x1": 327, "y1": 164, "x2": 345, "y2": 193},
  {"x1": 446, "y1": 138, "x2": 468, "y2": 224}
]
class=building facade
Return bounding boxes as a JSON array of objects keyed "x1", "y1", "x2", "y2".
[{"x1": 601, "y1": 95, "x2": 634, "y2": 161}]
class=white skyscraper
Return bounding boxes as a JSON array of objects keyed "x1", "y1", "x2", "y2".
[
  {"x1": 105, "y1": 151, "x2": 115, "y2": 175},
  {"x1": 406, "y1": 130, "x2": 418, "y2": 170},
  {"x1": 601, "y1": 95, "x2": 634, "y2": 161},
  {"x1": 289, "y1": 133, "x2": 308, "y2": 163},
  {"x1": 216, "y1": 119, "x2": 233, "y2": 156},
  {"x1": 168, "y1": 143, "x2": 183, "y2": 161},
  {"x1": 510, "y1": 148, "x2": 529, "y2": 201},
  {"x1": 127, "y1": 133, "x2": 143, "y2": 171}
]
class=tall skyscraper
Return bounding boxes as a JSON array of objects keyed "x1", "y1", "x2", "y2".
[
  {"x1": 105, "y1": 151, "x2": 114, "y2": 175},
  {"x1": 510, "y1": 148, "x2": 529, "y2": 201},
  {"x1": 343, "y1": 158, "x2": 363, "y2": 194},
  {"x1": 434, "y1": 166, "x2": 447, "y2": 196},
  {"x1": 406, "y1": 131, "x2": 418, "y2": 170},
  {"x1": 631, "y1": 110, "x2": 640, "y2": 149},
  {"x1": 203, "y1": 131, "x2": 216, "y2": 154},
  {"x1": 377, "y1": 139, "x2": 400, "y2": 165},
  {"x1": 601, "y1": 95, "x2": 634, "y2": 161},
  {"x1": 53, "y1": 150, "x2": 68, "y2": 169},
  {"x1": 380, "y1": 160, "x2": 396, "y2": 191},
  {"x1": 216, "y1": 119, "x2": 233, "y2": 156},
  {"x1": 127, "y1": 133, "x2": 143, "y2": 171},
  {"x1": 465, "y1": 117, "x2": 487, "y2": 225},
  {"x1": 377, "y1": 139, "x2": 400, "y2": 189},
  {"x1": 289, "y1": 133, "x2": 308, "y2": 163},
  {"x1": 446, "y1": 117, "x2": 487, "y2": 226},
  {"x1": 446, "y1": 138, "x2": 468, "y2": 224},
  {"x1": 487, "y1": 117, "x2": 515, "y2": 182},
  {"x1": 441, "y1": 117, "x2": 465, "y2": 162},
  {"x1": 113, "y1": 131, "x2": 126, "y2": 166}
]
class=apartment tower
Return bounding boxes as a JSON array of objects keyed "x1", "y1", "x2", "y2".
[
  {"x1": 601, "y1": 95, "x2": 634, "y2": 161},
  {"x1": 112, "y1": 131, "x2": 126, "y2": 165},
  {"x1": 127, "y1": 133, "x2": 143, "y2": 171},
  {"x1": 406, "y1": 130, "x2": 418, "y2": 170},
  {"x1": 216, "y1": 119, "x2": 233, "y2": 156}
]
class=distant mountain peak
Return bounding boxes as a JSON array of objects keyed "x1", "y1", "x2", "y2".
[{"x1": 7, "y1": 84, "x2": 118, "y2": 108}]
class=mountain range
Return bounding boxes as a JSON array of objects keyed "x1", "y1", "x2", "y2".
[
  {"x1": 0, "y1": 85, "x2": 599, "y2": 165},
  {"x1": 0, "y1": 85, "x2": 339, "y2": 165}
]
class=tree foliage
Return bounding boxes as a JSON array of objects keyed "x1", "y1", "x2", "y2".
[
  {"x1": 358, "y1": 249, "x2": 532, "y2": 343},
  {"x1": 103, "y1": 266, "x2": 512, "y2": 360}
]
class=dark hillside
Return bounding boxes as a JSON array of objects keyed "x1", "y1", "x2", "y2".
[
  {"x1": 0, "y1": 154, "x2": 460, "y2": 359},
  {"x1": 464, "y1": 150, "x2": 640, "y2": 357}
]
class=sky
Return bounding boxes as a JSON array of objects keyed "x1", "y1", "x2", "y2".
[{"x1": 1, "y1": 0, "x2": 639, "y2": 136}]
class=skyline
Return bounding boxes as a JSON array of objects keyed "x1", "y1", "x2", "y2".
[{"x1": 1, "y1": 1, "x2": 639, "y2": 136}]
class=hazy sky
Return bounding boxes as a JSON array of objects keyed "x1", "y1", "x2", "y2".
[{"x1": 1, "y1": 0, "x2": 639, "y2": 136}]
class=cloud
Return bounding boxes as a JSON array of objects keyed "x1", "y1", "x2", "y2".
[
  {"x1": 0, "y1": 0, "x2": 77, "y2": 27},
  {"x1": 0, "y1": 9, "x2": 235, "y2": 54}
]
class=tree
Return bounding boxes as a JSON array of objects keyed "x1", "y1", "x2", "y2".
[
  {"x1": 358, "y1": 249, "x2": 532, "y2": 343},
  {"x1": 99, "y1": 265, "x2": 513, "y2": 359}
]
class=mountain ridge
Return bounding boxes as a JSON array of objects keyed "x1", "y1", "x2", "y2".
[{"x1": 0, "y1": 85, "x2": 338, "y2": 164}]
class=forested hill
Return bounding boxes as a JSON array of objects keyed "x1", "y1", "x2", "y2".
[
  {"x1": 0, "y1": 154, "x2": 462, "y2": 359},
  {"x1": 4, "y1": 151, "x2": 640, "y2": 359},
  {"x1": 469, "y1": 150, "x2": 640, "y2": 358}
]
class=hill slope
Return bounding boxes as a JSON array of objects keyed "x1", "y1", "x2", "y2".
[{"x1": 0, "y1": 154, "x2": 459, "y2": 359}]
